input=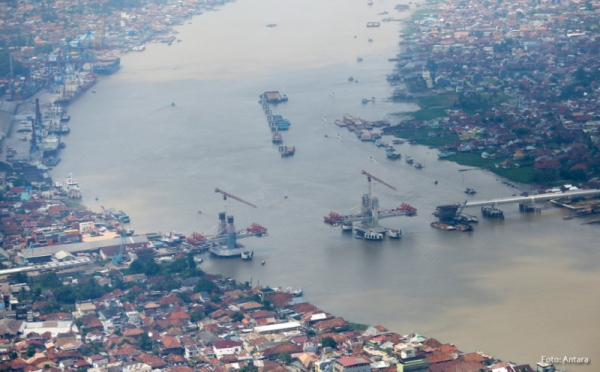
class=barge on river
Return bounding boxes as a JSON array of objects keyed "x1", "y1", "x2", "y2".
[{"x1": 261, "y1": 91, "x2": 288, "y2": 104}]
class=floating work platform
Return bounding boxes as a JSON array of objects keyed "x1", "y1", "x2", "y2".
[
  {"x1": 279, "y1": 145, "x2": 295, "y2": 157},
  {"x1": 261, "y1": 91, "x2": 288, "y2": 104}
]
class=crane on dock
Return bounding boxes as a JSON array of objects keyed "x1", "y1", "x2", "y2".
[
  {"x1": 112, "y1": 232, "x2": 126, "y2": 264},
  {"x1": 324, "y1": 171, "x2": 416, "y2": 237}
]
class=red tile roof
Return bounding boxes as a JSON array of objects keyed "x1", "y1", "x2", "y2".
[{"x1": 335, "y1": 356, "x2": 371, "y2": 367}]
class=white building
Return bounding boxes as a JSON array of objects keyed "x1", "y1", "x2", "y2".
[
  {"x1": 212, "y1": 340, "x2": 243, "y2": 359},
  {"x1": 185, "y1": 345, "x2": 201, "y2": 359},
  {"x1": 126, "y1": 311, "x2": 140, "y2": 325},
  {"x1": 18, "y1": 321, "x2": 78, "y2": 338}
]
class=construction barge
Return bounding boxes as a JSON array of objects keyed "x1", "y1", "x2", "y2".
[{"x1": 260, "y1": 91, "x2": 295, "y2": 158}]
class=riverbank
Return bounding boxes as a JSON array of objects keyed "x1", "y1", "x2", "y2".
[{"x1": 386, "y1": 0, "x2": 600, "y2": 189}]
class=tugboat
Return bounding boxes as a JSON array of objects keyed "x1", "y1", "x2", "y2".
[
  {"x1": 386, "y1": 146, "x2": 401, "y2": 159},
  {"x1": 414, "y1": 162, "x2": 424, "y2": 169},
  {"x1": 241, "y1": 250, "x2": 254, "y2": 260},
  {"x1": 272, "y1": 132, "x2": 282, "y2": 144},
  {"x1": 464, "y1": 188, "x2": 477, "y2": 194},
  {"x1": 405, "y1": 156, "x2": 414, "y2": 164},
  {"x1": 388, "y1": 229, "x2": 402, "y2": 239},
  {"x1": 286, "y1": 287, "x2": 303, "y2": 296},
  {"x1": 431, "y1": 221, "x2": 456, "y2": 231},
  {"x1": 454, "y1": 224, "x2": 474, "y2": 232},
  {"x1": 458, "y1": 213, "x2": 479, "y2": 223}
]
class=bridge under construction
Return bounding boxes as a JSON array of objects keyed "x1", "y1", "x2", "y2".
[{"x1": 433, "y1": 189, "x2": 600, "y2": 228}]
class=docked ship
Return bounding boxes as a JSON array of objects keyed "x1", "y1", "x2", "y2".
[
  {"x1": 42, "y1": 135, "x2": 61, "y2": 157},
  {"x1": 48, "y1": 121, "x2": 70, "y2": 135},
  {"x1": 57, "y1": 174, "x2": 82, "y2": 199},
  {"x1": 54, "y1": 73, "x2": 97, "y2": 106},
  {"x1": 94, "y1": 56, "x2": 121, "y2": 75}
]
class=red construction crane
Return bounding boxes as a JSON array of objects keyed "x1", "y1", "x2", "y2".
[
  {"x1": 215, "y1": 188, "x2": 257, "y2": 208},
  {"x1": 361, "y1": 170, "x2": 396, "y2": 191}
]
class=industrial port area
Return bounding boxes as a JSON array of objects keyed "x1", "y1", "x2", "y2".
[{"x1": 2, "y1": 0, "x2": 600, "y2": 369}]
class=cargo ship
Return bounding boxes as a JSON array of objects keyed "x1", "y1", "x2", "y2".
[
  {"x1": 42, "y1": 135, "x2": 61, "y2": 157},
  {"x1": 54, "y1": 73, "x2": 97, "y2": 106},
  {"x1": 93, "y1": 56, "x2": 121, "y2": 75}
]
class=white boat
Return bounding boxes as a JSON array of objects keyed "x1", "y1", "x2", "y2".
[
  {"x1": 60, "y1": 174, "x2": 82, "y2": 199},
  {"x1": 341, "y1": 222, "x2": 353, "y2": 231},
  {"x1": 389, "y1": 229, "x2": 402, "y2": 239},
  {"x1": 405, "y1": 156, "x2": 413, "y2": 164},
  {"x1": 364, "y1": 231, "x2": 384, "y2": 241},
  {"x1": 285, "y1": 287, "x2": 303, "y2": 296},
  {"x1": 241, "y1": 250, "x2": 254, "y2": 260}
]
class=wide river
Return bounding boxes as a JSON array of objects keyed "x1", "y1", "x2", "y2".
[{"x1": 55, "y1": 0, "x2": 599, "y2": 369}]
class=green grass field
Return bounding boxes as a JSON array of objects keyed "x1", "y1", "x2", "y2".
[
  {"x1": 440, "y1": 153, "x2": 536, "y2": 183},
  {"x1": 417, "y1": 94, "x2": 457, "y2": 107},
  {"x1": 412, "y1": 108, "x2": 448, "y2": 120}
]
